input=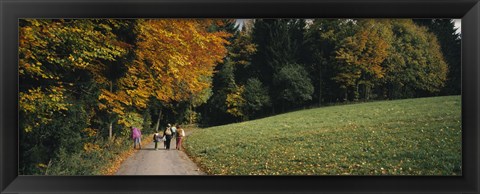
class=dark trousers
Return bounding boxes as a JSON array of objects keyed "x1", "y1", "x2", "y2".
[
  {"x1": 164, "y1": 135, "x2": 172, "y2": 149},
  {"x1": 154, "y1": 141, "x2": 158, "y2": 149}
]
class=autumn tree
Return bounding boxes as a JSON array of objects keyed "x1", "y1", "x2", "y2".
[
  {"x1": 18, "y1": 18, "x2": 456, "y2": 174},
  {"x1": 19, "y1": 19, "x2": 130, "y2": 174},
  {"x1": 100, "y1": 19, "x2": 230, "y2": 129},
  {"x1": 413, "y1": 19, "x2": 461, "y2": 95},
  {"x1": 334, "y1": 19, "x2": 393, "y2": 100},
  {"x1": 305, "y1": 19, "x2": 356, "y2": 104},
  {"x1": 95, "y1": 19, "x2": 136, "y2": 139},
  {"x1": 305, "y1": 19, "x2": 449, "y2": 103},
  {"x1": 382, "y1": 19, "x2": 448, "y2": 98}
]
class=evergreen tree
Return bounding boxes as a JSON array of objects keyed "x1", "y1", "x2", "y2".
[
  {"x1": 251, "y1": 19, "x2": 293, "y2": 82},
  {"x1": 232, "y1": 26, "x2": 258, "y2": 85},
  {"x1": 241, "y1": 78, "x2": 271, "y2": 119},
  {"x1": 201, "y1": 19, "x2": 241, "y2": 125},
  {"x1": 251, "y1": 19, "x2": 313, "y2": 113},
  {"x1": 203, "y1": 59, "x2": 237, "y2": 125}
]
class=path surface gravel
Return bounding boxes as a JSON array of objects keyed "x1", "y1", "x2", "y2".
[{"x1": 115, "y1": 138, "x2": 204, "y2": 175}]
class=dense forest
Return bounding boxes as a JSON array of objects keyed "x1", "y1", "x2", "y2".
[{"x1": 19, "y1": 19, "x2": 460, "y2": 175}]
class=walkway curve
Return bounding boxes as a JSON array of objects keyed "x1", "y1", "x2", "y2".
[{"x1": 115, "y1": 138, "x2": 204, "y2": 175}]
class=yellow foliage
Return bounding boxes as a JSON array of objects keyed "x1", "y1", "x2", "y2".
[
  {"x1": 83, "y1": 143, "x2": 101, "y2": 153},
  {"x1": 19, "y1": 86, "x2": 70, "y2": 132},
  {"x1": 120, "y1": 19, "x2": 230, "y2": 107},
  {"x1": 226, "y1": 85, "x2": 246, "y2": 117},
  {"x1": 117, "y1": 112, "x2": 143, "y2": 128},
  {"x1": 19, "y1": 19, "x2": 128, "y2": 81},
  {"x1": 82, "y1": 128, "x2": 98, "y2": 137},
  {"x1": 37, "y1": 163, "x2": 48, "y2": 168},
  {"x1": 335, "y1": 19, "x2": 392, "y2": 88},
  {"x1": 98, "y1": 89, "x2": 128, "y2": 115}
]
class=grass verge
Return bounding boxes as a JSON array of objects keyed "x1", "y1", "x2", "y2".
[{"x1": 184, "y1": 96, "x2": 462, "y2": 175}]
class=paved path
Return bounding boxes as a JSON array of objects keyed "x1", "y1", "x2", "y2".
[{"x1": 115, "y1": 138, "x2": 204, "y2": 175}]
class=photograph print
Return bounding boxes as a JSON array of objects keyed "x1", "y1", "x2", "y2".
[{"x1": 19, "y1": 18, "x2": 461, "y2": 176}]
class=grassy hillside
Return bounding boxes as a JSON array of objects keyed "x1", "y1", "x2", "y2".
[{"x1": 184, "y1": 96, "x2": 462, "y2": 175}]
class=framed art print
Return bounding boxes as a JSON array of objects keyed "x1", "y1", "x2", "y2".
[{"x1": 1, "y1": 0, "x2": 479, "y2": 193}]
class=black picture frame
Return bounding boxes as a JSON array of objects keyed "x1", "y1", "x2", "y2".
[{"x1": 1, "y1": 0, "x2": 479, "y2": 193}]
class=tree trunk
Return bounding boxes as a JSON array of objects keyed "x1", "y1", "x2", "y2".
[
  {"x1": 189, "y1": 104, "x2": 193, "y2": 124},
  {"x1": 155, "y1": 109, "x2": 162, "y2": 132},
  {"x1": 365, "y1": 84, "x2": 370, "y2": 101},
  {"x1": 318, "y1": 77, "x2": 322, "y2": 106},
  {"x1": 355, "y1": 84, "x2": 359, "y2": 101},
  {"x1": 108, "y1": 122, "x2": 113, "y2": 140},
  {"x1": 364, "y1": 84, "x2": 367, "y2": 101},
  {"x1": 108, "y1": 81, "x2": 113, "y2": 140}
]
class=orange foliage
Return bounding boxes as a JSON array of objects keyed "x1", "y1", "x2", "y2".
[
  {"x1": 113, "y1": 19, "x2": 230, "y2": 108},
  {"x1": 335, "y1": 19, "x2": 392, "y2": 88}
]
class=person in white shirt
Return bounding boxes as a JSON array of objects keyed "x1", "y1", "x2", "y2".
[{"x1": 171, "y1": 124, "x2": 177, "y2": 138}]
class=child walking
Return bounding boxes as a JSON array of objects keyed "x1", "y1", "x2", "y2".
[{"x1": 153, "y1": 131, "x2": 162, "y2": 150}]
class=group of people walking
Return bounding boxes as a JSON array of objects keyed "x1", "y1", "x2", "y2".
[
  {"x1": 131, "y1": 123, "x2": 185, "y2": 151},
  {"x1": 153, "y1": 124, "x2": 185, "y2": 150}
]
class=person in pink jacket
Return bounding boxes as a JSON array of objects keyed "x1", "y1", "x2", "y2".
[{"x1": 131, "y1": 127, "x2": 142, "y2": 149}]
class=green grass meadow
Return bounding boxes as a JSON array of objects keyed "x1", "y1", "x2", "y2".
[{"x1": 184, "y1": 96, "x2": 462, "y2": 175}]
